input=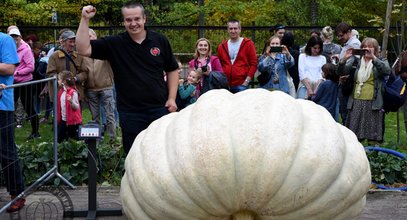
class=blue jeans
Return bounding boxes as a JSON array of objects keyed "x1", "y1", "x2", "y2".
[
  {"x1": 119, "y1": 107, "x2": 169, "y2": 154},
  {"x1": 230, "y1": 85, "x2": 248, "y2": 94},
  {"x1": 0, "y1": 110, "x2": 24, "y2": 196},
  {"x1": 87, "y1": 89, "x2": 117, "y2": 139},
  {"x1": 297, "y1": 85, "x2": 308, "y2": 99}
]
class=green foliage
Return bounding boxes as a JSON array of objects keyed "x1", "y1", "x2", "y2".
[
  {"x1": 19, "y1": 138, "x2": 125, "y2": 186},
  {"x1": 1, "y1": 0, "x2": 405, "y2": 28},
  {"x1": 367, "y1": 151, "x2": 407, "y2": 185},
  {"x1": 16, "y1": 109, "x2": 125, "y2": 187}
]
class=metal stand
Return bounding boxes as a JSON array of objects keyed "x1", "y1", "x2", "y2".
[
  {"x1": 0, "y1": 77, "x2": 75, "y2": 214},
  {"x1": 65, "y1": 122, "x2": 122, "y2": 219}
]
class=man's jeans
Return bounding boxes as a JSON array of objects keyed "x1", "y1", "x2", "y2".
[
  {"x1": 119, "y1": 107, "x2": 169, "y2": 154},
  {"x1": 0, "y1": 110, "x2": 24, "y2": 195},
  {"x1": 86, "y1": 89, "x2": 117, "y2": 139},
  {"x1": 229, "y1": 85, "x2": 248, "y2": 94}
]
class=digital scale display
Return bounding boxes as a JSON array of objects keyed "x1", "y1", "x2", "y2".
[{"x1": 79, "y1": 126, "x2": 101, "y2": 138}]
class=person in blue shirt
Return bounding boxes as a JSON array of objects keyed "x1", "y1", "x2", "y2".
[
  {"x1": 312, "y1": 63, "x2": 339, "y2": 119},
  {"x1": 0, "y1": 32, "x2": 25, "y2": 212}
]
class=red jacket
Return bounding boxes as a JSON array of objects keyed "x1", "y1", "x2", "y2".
[
  {"x1": 57, "y1": 87, "x2": 82, "y2": 125},
  {"x1": 217, "y1": 38, "x2": 258, "y2": 87}
]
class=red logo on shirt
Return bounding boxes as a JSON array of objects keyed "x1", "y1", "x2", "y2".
[{"x1": 150, "y1": 47, "x2": 160, "y2": 56}]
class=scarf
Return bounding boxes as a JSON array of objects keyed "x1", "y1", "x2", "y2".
[{"x1": 356, "y1": 58, "x2": 373, "y2": 97}]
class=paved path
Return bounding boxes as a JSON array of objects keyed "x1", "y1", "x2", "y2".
[{"x1": 1, "y1": 187, "x2": 406, "y2": 219}]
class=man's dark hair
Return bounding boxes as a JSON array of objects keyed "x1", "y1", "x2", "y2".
[
  {"x1": 227, "y1": 19, "x2": 241, "y2": 28},
  {"x1": 335, "y1": 22, "x2": 352, "y2": 34},
  {"x1": 122, "y1": 1, "x2": 146, "y2": 16}
]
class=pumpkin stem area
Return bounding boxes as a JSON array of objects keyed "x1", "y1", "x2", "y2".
[{"x1": 229, "y1": 210, "x2": 257, "y2": 220}]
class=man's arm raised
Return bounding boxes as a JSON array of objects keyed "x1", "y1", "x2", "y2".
[{"x1": 76, "y1": 5, "x2": 96, "y2": 57}]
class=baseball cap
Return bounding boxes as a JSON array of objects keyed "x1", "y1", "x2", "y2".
[
  {"x1": 8, "y1": 28, "x2": 21, "y2": 36},
  {"x1": 60, "y1": 30, "x2": 76, "y2": 41}
]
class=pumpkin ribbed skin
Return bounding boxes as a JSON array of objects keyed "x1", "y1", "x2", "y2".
[{"x1": 121, "y1": 89, "x2": 371, "y2": 220}]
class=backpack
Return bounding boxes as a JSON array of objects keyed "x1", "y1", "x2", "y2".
[
  {"x1": 194, "y1": 57, "x2": 229, "y2": 95},
  {"x1": 33, "y1": 56, "x2": 49, "y2": 80},
  {"x1": 341, "y1": 56, "x2": 360, "y2": 97},
  {"x1": 383, "y1": 51, "x2": 407, "y2": 112},
  {"x1": 383, "y1": 73, "x2": 407, "y2": 112},
  {"x1": 200, "y1": 71, "x2": 229, "y2": 95},
  {"x1": 257, "y1": 70, "x2": 271, "y2": 87}
]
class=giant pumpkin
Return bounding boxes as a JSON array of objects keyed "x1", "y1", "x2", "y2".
[{"x1": 121, "y1": 89, "x2": 371, "y2": 220}]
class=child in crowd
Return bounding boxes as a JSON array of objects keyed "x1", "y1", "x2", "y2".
[
  {"x1": 178, "y1": 69, "x2": 202, "y2": 109},
  {"x1": 312, "y1": 63, "x2": 339, "y2": 119},
  {"x1": 57, "y1": 70, "x2": 82, "y2": 143}
]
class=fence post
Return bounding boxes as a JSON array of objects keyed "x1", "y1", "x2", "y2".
[{"x1": 198, "y1": 0, "x2": 205, "y2": 38}]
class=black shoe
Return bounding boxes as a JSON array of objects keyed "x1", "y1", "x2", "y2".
[{"x1": 27, "y1": 133, "x2": 41, "y2": 140}]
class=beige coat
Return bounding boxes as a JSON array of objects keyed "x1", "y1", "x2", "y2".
[
  {"x1": 83, "y1": 57, "x2": 114, "y2": 91},
  {"x1": 46, "y1": 50, "x2": 89, "y2": 101}
]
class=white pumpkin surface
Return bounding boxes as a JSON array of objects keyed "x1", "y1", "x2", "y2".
[{"x1": 121, "y1": 89, "x2": 371, "y2": 220}]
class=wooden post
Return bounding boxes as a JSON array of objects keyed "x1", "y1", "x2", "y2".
[{"x1": 381, "y1": 0, "x2": 393, "y2": 58}]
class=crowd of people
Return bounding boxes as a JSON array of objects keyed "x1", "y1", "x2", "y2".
[{"x1": 0, "y1": 0, "x2": 405, "y2": 213}]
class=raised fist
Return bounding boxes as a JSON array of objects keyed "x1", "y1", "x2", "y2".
[{"x1": 82, "y1": 5, "x2": 96, "y2": 19}]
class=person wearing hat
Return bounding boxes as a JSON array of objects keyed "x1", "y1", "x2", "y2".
[
  {"x1": 7, "y1": 26, "x2": 40, "y2": 140},
  {"x1": 46, "y1": 29, "x2": 89, "y2": 119},
  {"x1": 0, "y1": 30, "x2": 26, "y2": 212}
]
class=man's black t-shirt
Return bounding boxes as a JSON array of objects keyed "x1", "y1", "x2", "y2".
[{"x1": 90, "y1": 30, "x2": 178, "y2": 112}]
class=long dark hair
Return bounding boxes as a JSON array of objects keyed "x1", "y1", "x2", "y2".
[{"x1": 304, "y1": 36, "x2": 323, "y2": 56}]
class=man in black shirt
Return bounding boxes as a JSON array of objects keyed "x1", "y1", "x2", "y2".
[{"x1": 76, "y1": 1, "x2": 179, "y2": 154}]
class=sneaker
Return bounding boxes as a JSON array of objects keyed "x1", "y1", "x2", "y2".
[
  {"x1": 16, "y1": 122, "x2": 23, "y2": 128},
  {"x1": 39, "y1": 117, "x2": 48, "y2": 125},
  {"x1": 27, "y1": 133, "x2": 41, "y2": 140},
  {"x1": 6, "y1": 197, "x2": 25, "y2": 213}
]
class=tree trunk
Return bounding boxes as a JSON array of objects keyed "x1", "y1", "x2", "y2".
[
  {"x1": 381, "y1": 0, "x2": 393, "y2": 58},
  {"x1": 310, "y1": 0, "x2": 318, "y2": 25}
]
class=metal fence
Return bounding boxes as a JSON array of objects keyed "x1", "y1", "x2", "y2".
[
  {"x1": 0, "y1": 77, "x2": 75, "y2": 213},
  {"x1": 0, "y1": 24, "x2": 405, "y2": 64}
]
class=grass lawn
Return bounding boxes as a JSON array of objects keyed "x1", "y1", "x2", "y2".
[{"x1": 382, "y1": 111, "x2": 407, "y2": 152}]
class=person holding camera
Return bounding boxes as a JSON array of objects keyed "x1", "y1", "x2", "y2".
[
  {"x1": 297, "y1": 36, "x2": 327, "y2": 99},
  {"x1": 338, "y1": 37, "x2": 390, "y2": 144},
  {"x1": 188, "y1": 38, "x2": 223, "y2": 97},
  {"x1": 334, "y1": 22, "x2": 361, "y2": 124},
  {"x1": 257, "y1": 35, "x2": 295, "y2": 96}
]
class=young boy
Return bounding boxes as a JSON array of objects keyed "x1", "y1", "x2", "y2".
[{"x1": 312, "y1": 63, "x2": 339, "y2": 119}]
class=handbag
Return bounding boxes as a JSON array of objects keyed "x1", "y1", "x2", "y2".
[{"x1": 257, "y1": 70, "x2": 271, "y2": 86}]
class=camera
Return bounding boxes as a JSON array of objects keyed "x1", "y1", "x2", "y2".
[
  {"x1": 269, "y1": 46, "x2": 283, "y2": 53},
  {"x1": 352, "y1": 49, "x2": 367, "y2": 56},
  {"x1": 201, "y1": 65, "x2": 208, "y2": 72}
]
